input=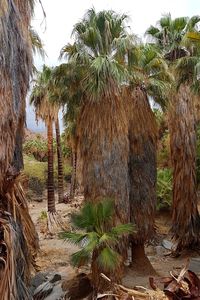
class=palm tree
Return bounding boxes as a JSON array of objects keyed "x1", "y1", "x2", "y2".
[
  {"x1": 121, "y1": 44, "x2": 170, "y2": 271},
  {"x1": 60, "y1": 8, "x2": 131, "y2": 280},
  {"x1": 60, "y1": 199, "x2": 134, "y2": 293},
  {"x1": 146, "y1": 14, "x2": 200, "y2": 252},
  {"x1": 30, "y1": 65, "x2": 59, "y2": 214},
  {"x1": 0, "y1": 0, "x2": 39, "y2": 298},
  {"x1": 55, "y1": 116, "x2": 64, "y2": 203}
]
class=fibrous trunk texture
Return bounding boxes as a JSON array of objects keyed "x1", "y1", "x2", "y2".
[
  {"x1": 0, "y1": 0, "x2": 32, "y2": 189},
  {"x1": 124, "y1": 87, "x2": 157, "y2": 272},
  {"x1": 78, "y1": 95, "x2": 129, "y2": 224},
  {"x1": 55, "y1": 118, "x2": 64, "y2": 203},
  {"x1": 169, "y1": 84, "x2": 200, "y2": 251},
  {"x1": 125, "y1": 87, "x2": 157, "y2": 243},
  {"x1": 70, "y1": 150, "x2": 77, "y2": 199},
  {"x1": 77, "y1": 94, "x2": 130, "y2": 288},
  {"x1": 47, "y1": 120, "x2": 56, "y2": 212}
]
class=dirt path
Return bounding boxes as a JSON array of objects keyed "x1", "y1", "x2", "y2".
[{"x1": 28, "y1": 197, "x2": 199, "y2": 289}]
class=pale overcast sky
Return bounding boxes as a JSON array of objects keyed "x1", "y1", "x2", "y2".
[{"x1": 31, "y1": 0, "x2": 199, "y2": 68}]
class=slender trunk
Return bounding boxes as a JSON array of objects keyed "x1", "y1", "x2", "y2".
[
  {"x1": 77, "y1": 94, "x2": 130, "y2": 284},
  {"x1": 70, "y1": 149, "x2": 77, "y2": 199},
  {"x1": 47, "y1": 120, "x2": 56, "y2": 212},
  {"x1": 169, "y1": 84, "x2": 200, "y2": 252},
  {"x1": 55, "y1": 117, "x2": 64, "y2": 203},
  {"x1": 125, "y1": 87, "x2": 157, "y2": 272}
]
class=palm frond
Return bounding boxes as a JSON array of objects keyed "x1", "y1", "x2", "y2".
[
  {"x1": 97, "y1": 247, "x2": 121, "y2": 271},
  {"x1": 59, "y1": 231, "x2": 87, "y2": 245},
  {"x1": 71, "y1": 249, "x2": 90, "y2": 267},
  {"x1": 111, "y1": 223, "x2": 135, "y2": 236}
]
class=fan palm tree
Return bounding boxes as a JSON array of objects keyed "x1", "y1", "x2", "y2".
[
  {"x1": 0, "y1": 0, "x2": 39, "y2": 298},
  {"x1": 52, "y1": 63, "x2": 82, "y2": 199},
  {"x1": 121, "y1": 43, "x2": 171, "y2": 270},
  {"x1": 146, "y1": 14, "x2": 200, "y2": 251},
  {"x1": 31, "y1": 65, "x2": 59, "y2": 213},
  {"x1": 61, "y1": 8, "x2": 130, "y2": 226},
  {"x1": 60, "y1": 199, "x2": 134, "y2": 293}
]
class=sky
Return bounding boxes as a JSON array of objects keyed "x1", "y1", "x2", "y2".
[
  {"x1": 27, "y1": 0, "x2": 199, "y2": 132},
  {"x1": 32, "y1": 0, "x2": 199, "y2": 68}
]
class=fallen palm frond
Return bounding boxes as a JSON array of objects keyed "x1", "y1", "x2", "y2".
[{"x1": 100, "y1": 263, "x2": 200, "y2": 300}]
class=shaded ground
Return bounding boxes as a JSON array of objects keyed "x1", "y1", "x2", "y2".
[{"x1": 28, "y1": 195, "x2": 200, "y2": 290}]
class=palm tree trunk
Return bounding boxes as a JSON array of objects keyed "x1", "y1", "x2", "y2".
[
  {"x1": 70, "y1": 149, "x2": 77, "y2": 199},
  {"x1": 77, "y1": 95, "x2": 130, "y2": 285},
  {"x1": 169, "y1": 84, "x2": 200, "y2": 252},
  {"x1": 55, "y1": 117, "x2": 64, "y2": 203},
  {"x1": 125, "y1": 87, "x2": 157, "y2": 274},
  {"x1": 47, "y1": 119, "x2": 56, "y2": 213}
]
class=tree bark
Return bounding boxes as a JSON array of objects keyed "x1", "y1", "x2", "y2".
[
  {"x1": 124, "y1": 87, "x2": 157, "y2": 272},
  {"x1": 70, "y1": 150, "x2": 77, "y2": 199},
  {"x1": 47, "y1": 120, "x2": 56, "y2": 213},
  {"x1": 169, "y1": 84, "x2": 200, "y2": 251},
  {"x1": 55, "y1": 117, "x2": 64, "y2": 203},
  {"x1": 77, "y1": 94, "x2": 130, "y2": 286}
]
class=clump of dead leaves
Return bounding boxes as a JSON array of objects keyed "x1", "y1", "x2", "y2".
[{"x1": 98, "y1": 265, "x2": 200, "y2": 300}]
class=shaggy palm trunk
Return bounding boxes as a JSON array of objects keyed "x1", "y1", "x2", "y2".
[
  {"x1": 77, "y1": 94, "x2": 130, "y2": 289},
  {"x1": 55, "y1": 118, "x2": 64, "y2": 203},
  {"x1": 47, "y1": 120, "x2": 56, "y2": 213},
  {"x1": 125, "y1": 87, "x2": 157, "y2": 274},
  {"x1": 70, "y1": 149, "x2": 77, "y2": 199},
  {"x1": 169, "y1": 84, "x2": 200, "y2": 252},
  {"x1": 0, "y1": 1, "x2": 37, "y2": 298}
]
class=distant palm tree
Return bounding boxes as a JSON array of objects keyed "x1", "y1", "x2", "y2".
[
  {"x1": 60, "y1": 199, "x2": 134, "y2": 293},
  {"x1": 146, "y1": 14, "x2": 200, "y2": 252},
  {"x1": 31, "y1": 65, "x2": 59, "y2": 214}
]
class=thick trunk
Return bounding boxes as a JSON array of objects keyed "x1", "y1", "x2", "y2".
[
  {"x1": 124, "y1": 87, "x2": 157, "y2": 273},
  {"x1": 55, "y1": 118, "x2": 64, "y2": 203},
  {"x1": 77, "y1": 94, "x2": 130, "y2": 283},
  {"x1": 169, "y1": 84, "x2": 200, "y2": 251},
  {"x1": 12, "y1": 112, "x2": 25, "y2": 172},
  {"x1": 125, "y1": 87, "x2": 157, "y2": 244},
  {"x1": 70, "y1": 150, "x2": 77, "y2": 199},
  {"x1": 47, "y1": 120, "x2": 56, "y2": 213}
]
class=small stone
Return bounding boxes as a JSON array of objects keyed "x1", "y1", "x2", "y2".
[{"x1": 30, "y1": 272, "x2": 47, "y2": 289}]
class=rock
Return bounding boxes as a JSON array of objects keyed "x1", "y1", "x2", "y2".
[
  {"x1": 49, "y1": 273, "x2": 62, "y2": 283},
  {"x1": 30, "y1": 272, "x2": 48, "y2": 295},
  {"x1": 162, "y1": 239, "x2": 174, "y2": 250},
  {"x1": 62, "y1": 273, "x2": 93, "y2": 300},
  {"x1": 189, "y1": 258, "x2": 200, "y2": 274},
  {"x1": 33, "y1": 281, "x2": 53, "y2": 300},
  {"x1": 44, "y1": 283, "x2": 65, "y2": 300}
]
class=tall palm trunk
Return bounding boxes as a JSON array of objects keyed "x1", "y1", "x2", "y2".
[
  {"x1": 70, "y1": 149, "x2": 77, "y2": 199},
  {"x1": 47, "y1": 119, "x2": 56, "y2": 213},
  {"x1": 55, "y1": 117, "x2": 64, "y2": 203},
  {"x1": 77, "y1": 95, "x2": 130, "y2": 288},
  {"x1": 125, "y1": 87, "x2": 157, "y2": 273},
  {"x1": 169, "y1": 84, "x2": 200, "y2": 252}
]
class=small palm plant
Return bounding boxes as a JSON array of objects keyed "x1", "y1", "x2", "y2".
[{"x1": 59, "y1": 199, "x2": 134, "y2": 291}]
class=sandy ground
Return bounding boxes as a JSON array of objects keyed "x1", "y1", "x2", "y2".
[{"x1": 28, "y1": 195, "x2": 199, "y2": 289}]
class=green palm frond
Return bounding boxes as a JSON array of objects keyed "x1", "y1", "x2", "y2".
[
  {"x1": 59, "y1": 231, "x2": 87, "y2": 245},
  {"x1": 71, "y1": 249, "x2": 90, "y2": 267},
  {"x1": 97, "y1": 247, "x2": 121, "y2": 271},
  {"x1": 111, "y1": 223, "x2": 135, "y2": 236}
]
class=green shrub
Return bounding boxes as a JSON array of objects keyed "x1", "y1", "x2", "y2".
[{"x1": 157, "y1": 168, "x2": 172, "y2": 210}]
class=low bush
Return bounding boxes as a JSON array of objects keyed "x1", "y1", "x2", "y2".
[{"x1": 157, "y1": 168, "x2": 172, "y2": 210}]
